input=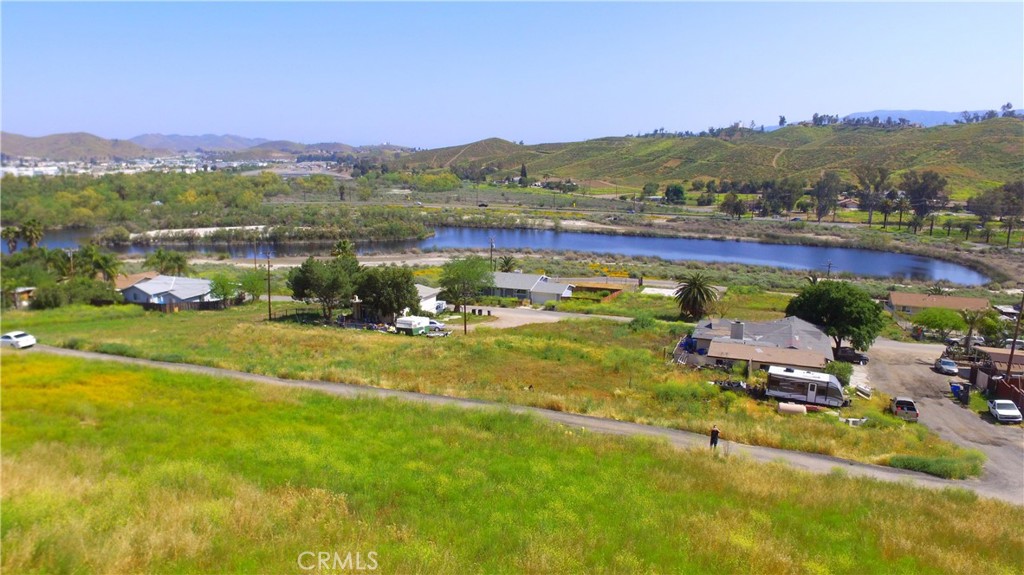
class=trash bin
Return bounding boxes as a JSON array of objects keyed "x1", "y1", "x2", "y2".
[{"x1": 950, "y1": 382, "x2": 962, "y2": 396}]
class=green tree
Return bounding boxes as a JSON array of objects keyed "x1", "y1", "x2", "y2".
[
  {"x1": 958, "y1": 221, "x2": 973, "y2": 240},
  {"x1": 958, "y1": 309, "x2": 993, "y2": 351},
  {"x1": 811, "y1": 172, "x2": 843, "y2": 223},
  {"x1": 356, "y1": 266, "x2": 419, "y2": 323},
  {"x1": 2, "y1": 226, "x2": 20, "y2": 253},
  {"x1": 209, "y1": 273, "x2": 237, "y2": 304},
  {"x1": 498, "y1": 254, "x2": 517, "y2": 273},
  {"x1": 901, "y1": 170, "x2": 948, "y2": 218},
  {"x1": 853, "y1": 165, "x2": 890, "y2": 226},
  {"x1": 908, "y1": 214, "x2": 925, "y2": 235},
  {"x1": 664, "y1": 183, "x2": 685, "y2": 204},
  {"x1": 239, "y1": 268, "x2": 267, "y2": 303},
  {"x1": 439, "y1": 256, "x2": 495, "y2": 334},
  {"x1": 785, "y1": 281, "x2": 885, "y2": 350},
  {"x1": 895, "y1": 197, "x2": 912, "y2": 229},
  {"x1": 286, "y1": 255, "x2": 359, "y2": 321},
  {"x1": 143, "y1": 248, "x2": 191, "y2": 276},
  {"x1": 910, "y1": 307, "x2": 966, "y2": 341},
  {"x1": 673, "y1": 271, "x2": 719, "y2": 320},
  {"x1": 331, "y1": 239, "x2": 356, "y2": 258},
  {"x1": 642, "y1": 182, "x2": 659, "y2": 196},
  {"x1": 77, "y1": 243, "x2": 123, "y2": 282},
  {"x1": 719, "y1": 192, "x2": 747, "y2": 219}
]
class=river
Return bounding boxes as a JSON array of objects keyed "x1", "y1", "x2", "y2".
[{"x1": 2, "y1": 226, "x2": 990, "y2": 285}]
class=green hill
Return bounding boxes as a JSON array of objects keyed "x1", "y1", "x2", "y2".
[
  {"x1": 396, "y1": 119, "x2": 1024, "y2": 194},
  {"x1": 1, "y1": 132, "x2": 166, "y2": 161}
]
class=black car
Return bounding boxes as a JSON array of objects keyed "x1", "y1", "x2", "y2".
[
  {"x1": 835, "y1": 347, "x2": 868, "y2": 365},
  {"x1": 478, "y1": 202, "x2": 489, "y2": 207}
]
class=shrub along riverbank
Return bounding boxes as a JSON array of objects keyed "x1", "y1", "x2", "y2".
[
  {"x1": 3, "y1": 352, "x2": 1021, "y2": 573},
  {"x1": 2, "y1": 304, "x2": 985, "y2": 478}
]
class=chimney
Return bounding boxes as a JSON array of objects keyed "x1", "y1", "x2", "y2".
[{"x1": 731, "y1": 321, "x2": 745, "y2": 341}]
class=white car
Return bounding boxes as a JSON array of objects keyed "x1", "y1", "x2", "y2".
[
  {"x1": 988, "y1": 400, "x2": 1023, "y2": 424},
  {"x1": 428, "y1": 319, "x2": 445, "y2": 331},
  {"x1": 0, "y1": 331, "x2": 36, "y2": 349}
]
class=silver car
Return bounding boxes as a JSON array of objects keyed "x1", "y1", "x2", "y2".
[
  {"x1": 1, "y1": 331, "x2": 36, "y2": 349},
  {"x1": 934, "y1": 358, "x2": 959, "y2": 375}
]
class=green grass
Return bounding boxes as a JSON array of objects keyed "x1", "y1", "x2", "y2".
[
  {"x1": 1, "y1": 304, "x2": 985, "y2": 477},
  {"x1": 3, "y1": 353, "x2": 1022, "y2": 573}
]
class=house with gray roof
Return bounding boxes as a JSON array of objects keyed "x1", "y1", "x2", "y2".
[
  {"x1": 677, "y1": 316, "x2": 835, "y2": 371},
  {"x1": 120, "y1": 275, "x2": 219, "y2": 305},
  {"x1": 490, "y1": 272, "x2": 573, "y2": 305}
]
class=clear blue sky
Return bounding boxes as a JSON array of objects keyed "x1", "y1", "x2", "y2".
[{"x1": 3, "y1": 2, "x2": 1022, "y2": 149}]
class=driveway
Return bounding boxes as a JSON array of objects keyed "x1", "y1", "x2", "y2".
[
  {"x1": 865, "y1": 338, "x2": 1024, "y2": 504},
  {"x1": 459, "y1": 306, "x2": 631, "y2": 331},
  {"x1": 21, "y1": 345, "x2": 1023, "y2": 505}
]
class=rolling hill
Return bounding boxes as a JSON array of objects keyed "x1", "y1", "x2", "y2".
[
  {"x1": 395, "y1": 118, "x2": 1024, "y2": 194},
  {"x1": 1, "y1": 132, "x2": 166, "y2": 161},
  {"x1": 130, "y1": 133, "x2": 269, "y2": 151}
]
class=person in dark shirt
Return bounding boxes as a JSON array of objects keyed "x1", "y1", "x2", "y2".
[{"x1": 710, "y1": 424, "x2": 720, "y2": 449}]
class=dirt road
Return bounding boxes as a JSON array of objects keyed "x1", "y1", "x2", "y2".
[
  {"x1": 24, "y1": 345, "x2": 1022, "y2": 505},
  {"x1": 866, "y1": 338, "x2": 1024, "y2": 504}
]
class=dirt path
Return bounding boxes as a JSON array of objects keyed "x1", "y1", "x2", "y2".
[
  {"x1": 865, "y1": 338, "x2": 1024, "y2": 504},
  {"x1": 771, "y1": 148, "x2": 784, "y2": 168},
  {"x1": 25, "y1": 345, "x2": 1022, "y2": 505}
]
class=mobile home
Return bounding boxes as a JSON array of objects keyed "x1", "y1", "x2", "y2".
[{"x1": 766, "y1": 366, "x2": 849, "y2": 408}]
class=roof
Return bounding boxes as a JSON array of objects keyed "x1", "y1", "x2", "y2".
[
  {"x1": 767, "y1": 365, "x2": 833, "y2": 382},
  {"x1": 532, "y1": 280, "x2": 573, "y2": 295},
  {"x1": 888, "y1": 292, "x2": 989, "y2": 311},
  {"x1": 125, "y1": 275, "x2": 214, "y2": 301},
  {"x1": 692, "y1": 316, "x2": 834, "y2": 359},
  {"x1": 415, "y1": 284, "x2": 442, "y2": 299},
  {"x1": 115, "y1": 271, "x2": 159, "y2": 291},
  {"x1": 710, "y1": 341, "x2": 827, "y2": 369},
  {"x1": 492, "y1": 271, "x2": 544, "y2": 291}
]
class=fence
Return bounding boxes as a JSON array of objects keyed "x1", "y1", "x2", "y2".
[{"x1": 140, "y1": 295, "x2": 245, "y2": 313}]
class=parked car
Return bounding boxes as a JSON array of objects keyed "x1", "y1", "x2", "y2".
[
  {"x1": 477, "y1": 202, "x2": 488, "y2": 207},
  {"x1": 835, "y1": 347, "x2": 869, "y2": 365},
  {"x1": 889, "y1": 397, "x2": 919, "y2": 422},
  {"x1": 945, "y1": 335, "x2": 985, "y2": 346},
  {"x1": 988, "y1": 399, "x2": 1023, "y2": 424},
  {"x1": 427, "y1": 319, "x2": 446, "y2": 331},
  {"x1": 934, "y1": 358, "x2": 959, "y2": 375},
  {"x1": 0, "y1": 331, "x2": 36, "y2": 349},
  {"x1": 1003, "y1": 339, "x2": 1024, "y2": 350}
]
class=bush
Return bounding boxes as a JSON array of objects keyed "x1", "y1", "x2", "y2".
[
  {"x1": 888, "y1": 451, "x2": 985, "y2": 480},
  {"x1": 628, "y1": 313, "x2": 655, "y2": 332},
  {"x1": 95, "y1": 343, "x2": 139, "y2": 358},
  {"x1": 654, "y1": 382, "x2": 719, "y2": 403},
  {"x1": 825, "y1": 361, "x2": 854, "y2": 387}
]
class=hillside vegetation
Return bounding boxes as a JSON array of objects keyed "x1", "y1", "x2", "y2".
[
  {"x1": 1, "y1": 132, "x2": 165, "y2": 161},
  {"x1": 396, "y1": 119, "x2": 1024, "y2": 194},
  {"x1": 3, "y1": 352, "x2": 1021, "y2": 573}
]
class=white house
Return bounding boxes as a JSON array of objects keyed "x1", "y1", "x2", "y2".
[
  {"x1": 490, "y1": 272, "x2": 573, "y2": 305},
  {"x1": 415, "y1": 284, "x2": 443, "y2": 314},
  {"x1": 120, "y1": 275, "x2": 219, "y2": 305}
]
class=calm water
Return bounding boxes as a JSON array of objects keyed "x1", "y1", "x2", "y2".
[{"x1": 3, "y1": 226, "x2": 990, "y2": 285}]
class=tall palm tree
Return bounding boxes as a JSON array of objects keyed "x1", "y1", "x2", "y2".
[
  {"x1": 674, "y1": 271, "x2": 719, "y2": 320},
  {"x1": 1002, "y1": 217, "x2": 1019, "y2": 247},
  {"x1": 943, "y1": 218, "x2": 955, "y2": 237},
  {"x1": 2, "y1": 226, "x2": 20, "y2": 253},
  {"x1": 958, "y1": 309, "x2": 987, "y2": 351},
  {"x1": 144, "y1": 248, "x2": 191, "y2": 276},
  {"x1": 20, "y1": 219, "x2": 43, "y2": 248},
  {"x1": 331, "y1": 239, "x2": 355, "y2": 258},
  {"x1": 879, "y1": 199, "x2": 894, "y2": 229},
  {"x1": 498, "y1": 255, "x2": 517, "y2": 273},
  {"x1": 895, "y1": 198, "x2": 912, "y2": 229},
  {"x1": 78, "y1": 244, "x2": 123, "y2": 282},
  {"x1": 958, "y1": 222, "x2": 973, "y2": 240}
]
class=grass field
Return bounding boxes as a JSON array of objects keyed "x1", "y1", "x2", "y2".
[
  {"x1": 1, "y1": 304, "x2": 984, "y2": 477},
  {"x1": 2, "y1": 353, "x2": 1022, "y2": 573}
]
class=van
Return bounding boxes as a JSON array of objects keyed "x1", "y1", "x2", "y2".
[{"x1": 889, "y1": 397, "x2": 919, "y2": 422}]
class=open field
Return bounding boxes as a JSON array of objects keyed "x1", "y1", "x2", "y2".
[
  {"x1": 1, "y1": 304, "x2": 984, "y2": 477},
  {"x1": 2, "y1": 353, "x2": 1022, "y2": 573}
]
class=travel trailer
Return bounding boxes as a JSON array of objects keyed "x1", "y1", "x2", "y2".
[{"x1": 766, "y1": 366, "x2": 849, "y2": 408}]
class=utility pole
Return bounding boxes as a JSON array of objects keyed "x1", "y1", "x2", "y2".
[
  {"x1": 266, "y1": 252, "x2": 272, "y2": 321},
  {"x1": 489, "y1": 236, "x2": 495, "y2": 271},
  {"x1": 1005, "y1": 288, "x2": 1024, "y2": 382},
  {"x1": 826, "y1": 260, "x2": 833, "y2": 278}
]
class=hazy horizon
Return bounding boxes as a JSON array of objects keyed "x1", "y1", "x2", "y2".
[{"x1": 3, "y1": 2, "x2": 1022, "y2": 149}]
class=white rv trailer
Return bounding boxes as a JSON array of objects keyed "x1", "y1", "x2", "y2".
[{"x1": 766, "y1": 366, "x2": 849, "y2": 408}]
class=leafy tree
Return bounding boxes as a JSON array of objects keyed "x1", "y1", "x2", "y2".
[
  {"x1": 895, "y1": 197, "x2": 912, "y2": 229},
  {"x1": 911, "y1": 307, "x2": 966, "y2": 341},
  {"x1": 239, "y1": 268, "x2": 267, "y2": 303},
  {"x1": 642, "y1": 182, "x2": 659, "y2": 196},
  {"x1": 879, "y1": 199, "x2": 894, "y2": 229},
  {"x1": 498, "y1": 254, "x2": 517, "y2": 273},
  {"x1": 144, "y1": 248, "x2": 191, "y2": 276},
  {"x1": 331, "y1": 239, "x2": 356, "y2": 258},
  {"x1": 691, "y1": 180, "x2": 706, "y2": 191},
  {"x1": 901, "y1": 170, "x2": 948, "y2": 218},
  {"x1": 811, "y1": 171, "x2": 843, "y2": 222},
  {"x1": 853, "y1": 165, "x2": 890, "y2": 225},
  {"x1": 908, "y1": 214, "x2": 925, "y2": 235},
  {"x1": 825, "y1": 361, "x2": 853, "y2": 387},
  {"x1": 2, "y1": 226, "x2": 20, "y2": 253},
  {"x1": 696, "y1": 190, "x2": 716, "y2": 206},
  {"x1": 356, "y1": 265, "x2": 418, "y2": 323},
  {"x1": 958, "y1": 309, "x2": 995, "y2": 350},
  {"x1": 520, "y1": 164, "x2": 527, "y2": 180},
  {"x1": 664, "y1": 183, "x2": 685, "y2": 204},
  {"x1": 439, "y1": 255, "x2": 495, "y2": 334},
  {"x1": 719, "y1": 192, "x2": 747, "y2": 219},
  {"x1": 209, "y1": 273, "x2": 237, "y2": 303},
  {"x1": 778, "y1": 115, "x2": 786, "y2": 127},
  {"x1": 286, "y1": 255, "x2": 359, "y2": 321},
  {"x1": 673, "y1": 271, "x2": 719, "y2": 320},
  {"x1": 958, "y1": 221, "x2": 973, "y2": 240},
  {"x1": 785, "y1": 281, "x2": 885, "y2": 350}
]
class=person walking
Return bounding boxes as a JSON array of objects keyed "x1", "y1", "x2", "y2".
[{"x1": 710, "y1": 424, "x2": 720, "y2": 450}]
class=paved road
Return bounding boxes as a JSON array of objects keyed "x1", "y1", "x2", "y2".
[
  {"x1": 865, "y1": 338, "x2": 1024, "y2": 505},
  {"x1": 25, "y1": 345, "x2": 1021, "y2": 505}
]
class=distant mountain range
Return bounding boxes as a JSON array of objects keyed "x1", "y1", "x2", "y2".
[
  {"x1": 1, "y1": 132, "x2": 167, "y2": 161},
  {"x1": 843, "y1": 110, "x2": 989, "y2": 127},
  {"x1": 129, "y1": 133, "x2": 270, "y2": 151}
]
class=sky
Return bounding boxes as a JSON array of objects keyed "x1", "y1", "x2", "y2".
[{"x1": 2, "y1": 2, "x2": 1022, "y2": 149}]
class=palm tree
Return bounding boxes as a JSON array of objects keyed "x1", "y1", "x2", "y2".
[
  {"x1": 498, "y1": 255, "x2": 517, "y2": 273},
  {"x1": 959, "y1": 309, "x2": 987, "y2": 351},
  {"x1": 908, "y1": 215, "x2": 925, "y2": 235},
  {"x1": 958, "y1": 222, "x2": 973, "y2": 240},
  {"x1": 2, "y1": 226, "x2": 20, "y2": 253},
  {"x1": 1002, "y1": 218, "x2": 1019, "y2": 247},
  {"x1": 144, "y1": 248, "x2": 191, "y2": 276},
  {"x1": 943, "y1": 218, "x2": 955, "y2": 237},
  {"x1": 879, "y1": 200, "x2": 894, "y2": 229},
  {"x1": 78, "y1": 244, "x2": 123, "y2": 282},
  {"x1": 804, "y1": 273, "x2": 821, "y2": 285},
  {"x1": 331, "y1": 239, "x2": 355, "y2": 258},
  {"x1": 20, "y1": 219, "x2": 43, "y2": 248},
  {"x1": 44, "y1": 248, "x2": 77, "y2": 281},
  {"x1": 895, "y1": 198, "x2": 911, "y2": 229},
  {"x1": 674, "y1": 271, "x2": 719, "y2": 320},
  {"x1": 926, "y1": 284, "x2": 944, "y2": 295}
]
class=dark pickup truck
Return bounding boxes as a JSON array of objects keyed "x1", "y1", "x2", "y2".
[{"x1": 835, "y1": 347, "x2": 868, "y2": 365}]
